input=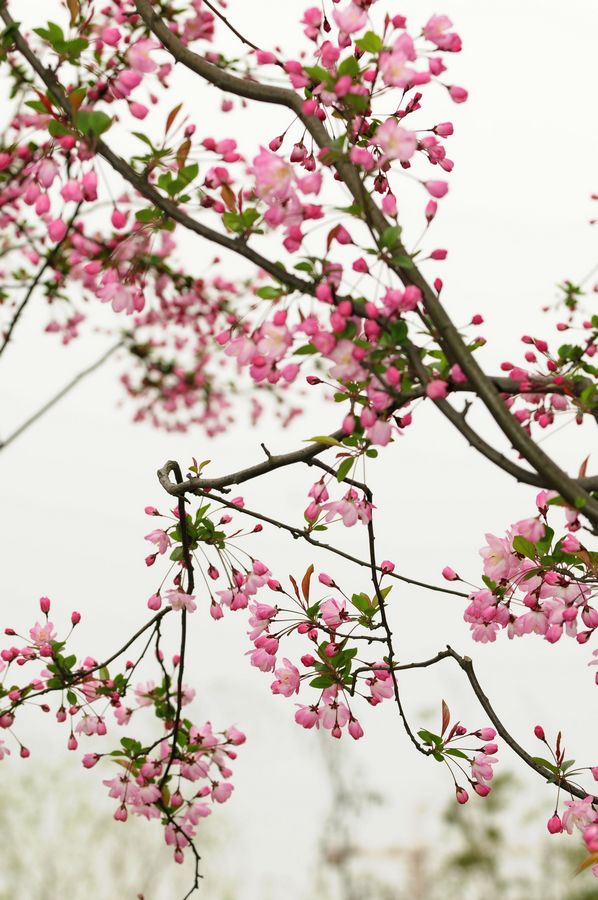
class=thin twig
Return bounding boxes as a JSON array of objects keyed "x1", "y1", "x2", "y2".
[{"x1": 0, "y1": 339, "x2": 124, "y2": 451}]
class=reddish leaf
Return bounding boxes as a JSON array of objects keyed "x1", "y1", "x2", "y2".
[
  {"x1": 301, "y1": 564, "x2": 314, "y2": 603},
  {"x1": 176, "y1": 139, "x2": 191, "y2": 170},
  {"x1": 220, "y1": 184, "x2": 236, "y2": 213},
  {"x1": 579, "y1": 455, "x2": 590, "y2": 478},
  {"x1": 288, "y1": 575, "x2": 300, "y2": 601},
  {"x1": 326, "y1": 223, "x2": 341, "y2": 251},
  {"x1": 35, "y1": 91, "x2": 54, "y2": 114},
  {"x1": 441, "y1": 699, "x2": 450, "y2": 737},
  {"x1": 66, "y1": 0, "x2": 80, "y2": 26},
  {"x1": 165, "y1": 103, "x2": 182, "y2": 136},
  {"x1": 68, "y1": 88, "x2": 86, "y2": 115}
]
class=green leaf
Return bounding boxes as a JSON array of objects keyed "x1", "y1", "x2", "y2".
[
  {"x1": 531, "y1": 756, "x2": 559, "y2": 774},
  {"x1": 418, "y1": 728, "x2": 441, "y2": 747},
  {"x1": 336, "y1": 457, "x2": 354, "y2": 483},
  {"x1": 512, "y1": 535, "x2": 537, "y2": 560},
  {"x1": 303, "y1": 65, "x2": 331, "y2": 85},
  {"x1": 75, "y1": 110, "x2": 112, "y2": 137},
  {"x1": 309, "y1": 674, "x2": 335, "y2": 689},
  {"x1": 337, "y1": 56, "x2": 360, "y2": 79},
  {"x1": 66, "y1": 690, "x2": 77, "y2": 706},
  {"x1": 256, "y1": 286, "x2": 283, "y2": 300},
  {"x1": 355, "y1": 31, "x2": 383, "y2": 54},
  {"x1": 444, "y1": 748, "x2": 469, "y2": 760},
  {"x1": 380, "y1": 224, "x2": 403, "y2": 249},
  {"x1": 48, "y1": 120, "x2": 73, "y2": 137},
  {"x1": 306, "y1": 435, "x2": 344, "y2": 447},
  {"x1": 351, "y1": 592, "x2": 371, "y2": 613},
  {"x1": 135, "y1": 208, "x2": 161, "y2": 223}
]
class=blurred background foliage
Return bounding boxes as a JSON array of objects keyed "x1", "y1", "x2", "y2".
[{"x1": 0, "y1": 753, "x2": 594, "y2": 899}]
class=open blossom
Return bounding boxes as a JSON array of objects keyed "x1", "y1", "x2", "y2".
[
  {"x1": 328, "y1": 339, "x2": 366, "y2": 382},
  {"x1": 29, "y1": 621, "x2": 56, "y2": 645},
  {"x1": 253, "y1": 149, "x2": 294, "y2": 203},
  {"x1": 271, "y1": 658, "x2": 301, "y2": 697},
  {"x1": 320, "y1": 597, "x2": 348, "y2": 630},
  {"x1": 471, "y1": 752, "x2": 497, "y2": 785},
  {"x1": 422, "y1": 15, "x2": 462, "y2": 52},
  {"x1": 379, "y1": 50, "x2": 417, "y2": 88},
  {"x1": 144, "y1": 529, "x2": 171, "y2": 555},
  {"x1": 562, "y1": 796, "x2": 597, "y2": 834},
  {"x1": 321, "y1": 489, "x2": 372, "y2": 527},
  {"x1": 127, "y1": 38, "x2": 159, "y2": 73},
  {"x1": 332, "y1": 2, "x2": 367, "y2": 34},
  {"x1": 479, "y1": 533, "x2": 517, "y2": 581},
  {"x1": 373, "y1": 119, "x2": 417, "y2": 163},
  {"x1": 165, "y1": 590, "x2": 197, "y2": 613}
]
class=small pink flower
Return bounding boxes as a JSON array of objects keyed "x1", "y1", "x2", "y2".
[
  {"x1": 165, "y1": 590, "x2": 197, "y2": 613},
  {"x1": 127, "y1": 38, "x2": 160, "y2": 73},
  {"x1": 271, "y1": 658, "x2": 301, "y2": 697}
]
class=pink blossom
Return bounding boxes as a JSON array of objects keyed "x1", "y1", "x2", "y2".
[
  {"x1": 561, "y1": 796, "x2": 597, "y2": 834},
  {"x1": 253, "y1": 148, "x2": 294, "y2": 203},
  {"x1": 321, "y1": 489, "x2": 372, "y2": 527},
  {"x1": 127, "y1": 38, "x2": 160, "y2": 73},
  {"x1": 332, "y1": 2, "x2": 367, "y2": 34},
  {"x1": 165, "y1": 590, "x2": 197, "y2": 613},
  {"x1": 29, "y1": 621, "x2": 56, "y2": 646},
  {"x1": 328, "y1": 339, "x2": 366, "y2": 382},
  {"x1": 271, "y1": 658, "x2": 301, "y2": 696},
  {"x1": 320, "y1": 597, "x2": 347, "y2": 630},
  {"x1": 144, "y1": 529, "x2": 171, "y2": 555},
  {"x1": 373, "y1": 119, "x2": 417, "y2": 163},
  {"x1": 422, "y1": 15, "x2": 462, "y2": 52}
]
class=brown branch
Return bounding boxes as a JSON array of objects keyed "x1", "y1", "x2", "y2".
[
  {"x1": 444, "y1": 646, "x2": 597, "y2": 803},
  {"x1": 160, "y1": 460, "x2": 194, "y2": 790},
  {"x1": 177, "y1": 483, "x2": 469, "y2": 599}
]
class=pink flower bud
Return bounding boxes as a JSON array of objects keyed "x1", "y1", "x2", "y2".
[
  {"x1": 381, "y1": 560, "x2": 395, "y2": 574},
  {"x1": 534, "y1": 725, "x2": 545, "y2": 741},
  {"x1": 448, "y1": 85, "x2": 468, "y2": 103},
  {"x1": 19, "y1": 746, "x2": 30, "y2": 758},
  {"x1": 425, "y1": 180, "x2": 449, "y2": 199},
  {"x1": 67, "y1": 735, "x2": 78, "y2": 751},
  {"x1": 82, "y1": 753, "x2": 99, "y2": 769},
  {"x1": 48, "y1": 219, "x2": 67, "y2": 242},
  {"x1": 442, "y1": 566, "x2": 458, "y2": 581},
  {"x1": 71, "y1": 611, "x2": 81, "y2": 625},
  {"x1": 147, "y1": 593, "x2": 162, "y2": 611},
  {"x1": 455, "y1": 787, "x2": 469, "y2": 804},
  {"x1": 473, "y1": 782, "x2": 491, "y2": 797},
  {"x1": 39, "y1": 596, "x2": 51, "y2": 614},
  {"x1": 301, "y1": 654, "x2": 315, "y2": 666},
  {"x1": 475, "y1": 728, "x2": 496, "y2": 741},
  {"x1": 349, "y1": 719, "x2": 364, "y2": 740},
  {"x1": 547, "y1": 814, "x2": 563, "y2": 834}
]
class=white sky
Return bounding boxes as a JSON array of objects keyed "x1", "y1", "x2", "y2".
[{"x1": 0, "y1": 1, "x2": 597, "y2": 897}]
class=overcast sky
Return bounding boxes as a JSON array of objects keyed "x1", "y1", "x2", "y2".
[{"x1": 0, "y1": 1, "x2": 597, "y2": 897}]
